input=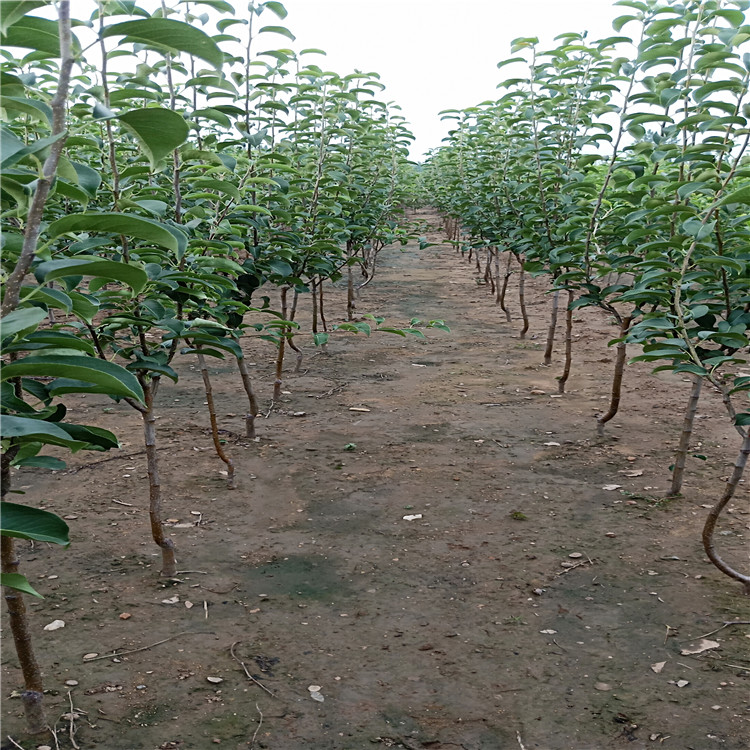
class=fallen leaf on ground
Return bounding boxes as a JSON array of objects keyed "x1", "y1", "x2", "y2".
[
  {"x1": 651, "y1": 661, "x2": 666, "y2": 673},
  {"x1": 43, "y1": 619, "x2": 65, "y2": 631},
  {"x1": 602, "y1": 484, "x2": 622, "y2": 491}
]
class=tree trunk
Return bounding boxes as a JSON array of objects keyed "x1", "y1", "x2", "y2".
[
  {"x1": 236, "y1": 355, "x2": 259, "y2": 440},
  {"x1": 318, "y1": 277, "x2": 328, "y2": 332},
  {"x1": 311, "y1": 277, "x2": 319, "y2": 334},
  {"x1": 273, "y1": 287, "x2": 289, "y2": 401},
  {"x1": 346, "y1": 240, "x2": 355, "y2": 321},
  {"x1": 141, "y1": 381, "x2": 177, "y2": 576},
  {"x1": 499, "y1": 252, "x2": 512, "y2": 322},
  {"x1": 543, "y1": 289, "x2": 560, "y2": 366},
  {"x1": 557, "y1": 290, "x2": 574, "y2": 394},
  {"x1": 702, "y1": 428, "x2": 750, "y2": 594},
  {"x1": 596, "y1": 315, "x2": 632, "y2": 437},
  {"x1": 518, "y1": 257, "x2": 529, "y2": 339},
  {"x1": 1, "y1": 446, "x2": 47, "y2": 734},
  {"x1": 196, "y1": 347, "x2": 236, "y2": 489},
  {"x1": 1, "y1": 538, "x2": 47, "y2": 734},
  {"x1": 669, "y1": 374, "x2": 702, "y2": 496},
  {"x1": 288, "y1": 289, "x2": 303, "y2": 373}
]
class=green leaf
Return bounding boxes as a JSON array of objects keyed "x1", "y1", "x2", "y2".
[
  {"x1": 36, "y1": 258, "x2": 148, "y2": 294},
  {"x1": 188, "y1": 178, "x2": 241, "y2": 202},
  {"x1": 118, "y1": 107, "x2": 189, "y2": 168},
  {"x1": 0, "y1": 573, "x2": 43, "y2": 598},
  {"x1": 263, "y1": 2, "x2": 288, "y2": 19},
  {"x1": 1, "y1": 501, "x2": 69, "y2": 546},
  {"x1": 719, "y1": 186, "x2": 750, "y2": 206},
  {"x1": 47, "y1": 213, "x2": 187, "y2": 258},
  {"x1": 258, "y1": 25, "x2": 295, "y2": 41},
  {"x1": 19, "y1": 285, "x2": 73, "y2": 313},
  {"x1": 0, "y1": 307, "x2": 47, "y2": 341},
  {"x1": 0, "y1": 2, "x2": 48, "y2": 35},
  {"x1": 1, "y1": 356, "x2": 144, "y2": 402},
  {"x1": 15, "y1": 455, "x2": 67, "y2": 470},
  {"x1": 0, "y1": 127, "x2": 65, "y2": 169},
  {"x1": 1, "y1": 15, "x2": 74, "y2": 57},
  {"x1": 125, "y1": 355, "x2": 178, "y2": 382},
  {"x1": 734, "y1": 413, "x2": 750, "y2": 426},
  {"x1": 0, "y1": 415, "x2": 87, "y2": 450},
  {"x1": 102, "y1": 18, "x2": 224, "y2": 69}
]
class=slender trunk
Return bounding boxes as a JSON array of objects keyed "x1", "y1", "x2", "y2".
[
  {"x1": 484, "y1": 250, "x2": 495, "y2": 293},
  {"x1": 493, "y1": 247, "x2": 501, "y2": 303},
  {"x1": 141, "y1": 381, "x2": 177, "y2": 577},
  {"x1": 0, "y1": 0, "x2": 73, "y2": 318},
  {"x1": 273, "y1": 287, "x2": 289, "y2": 401},
  {"x1": 596, "y1": 315, "x2": 632, "y2": 437},
  {"x1": 543, "y1": 289, "x2": 560, "y2": 366},
  {"x1": 311, "y1": 277, "x2": 319, "y2": 334},
  {"x1": 237, "y1": 355, "x2": 259, "y2": 440},
  {"x1": 669, "y1": 375, "x2": 703, "y2": 496},
  {"x1": 1, "y1": 446, "x2": 46, "y2": 734},
  {"x1": 347, "y1": 259, "x2": 355, "y2": 321},
  {"x1": 518, "y1": 257, "x2": 529, "y2": 339},
  {"x1": 195, "y1": 348, "x2": 236, "y2": 489},
  {"x1": 499, "y1": 252, "x2": 512, "y2": 322},
  {"x1": 557, "y1": 290, "x2": 574, "y2": 394},
  {"x1": 475, "y1": 248, "x2": 481, "y2": 273},
  {"x1": 319, "y1": 277, "x2": 328, "y2": 332},
  {"x1": 288, "y1": 289, "x2": 303, "y2": 373},
  {"x1": 1, "y1": 538, "x2": 46, "y2": 734},
  {"x1": 702, "y1": 428, "x2": 750, "y2": 594}
]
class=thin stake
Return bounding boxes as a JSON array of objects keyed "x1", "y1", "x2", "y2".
[
  {"x1": 67, "y1": 691, "x2": 79, "y2": 750},
  {"x1": 684, "y1": 620, "x2": 750, "y2": 641},
  {"x1": 250, "y1": 702, "x2": 263, "y2": 748},
  {"x1": 84, "y1": 631, "x2": 214, "y2": 662},
  {"x1": 230, "y1": 642, "x2": 276, "y2": 697}
]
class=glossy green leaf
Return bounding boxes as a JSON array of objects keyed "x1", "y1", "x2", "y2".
[
  {"x1": 1, "y1": 501, "x2": 70, "y2": 546},
  {"x1": 0, "y1": 2, "x2": 48, "y2": 35},
  {"x1": 1, "y1": 415, "x2": 88, "y2": 450},
  {"x1": 118, "y1": 107, "x2": 189, "y2": 168},
  {"x1": 1, "y1": 307, "x2": 47, "y2": 341},
  {"x1": 719, "y1": 186, "x2": 750, "y2": 206},
  {"x1": 1, "y1": 356, "x2": 144, "y2": 402},
  {"x1": 102, "y1": 18, "x2": 224, "y2": 69},
  {"x1": 258, "y1": 25, "x2": 295, "y2": 41},
  {"x1": 47, "y1": 213, "x2": 187, "y2": 257},
  {"x1": 0, "y1": 573, "x2": 43, "y2": 598},
  {"x1": 36, "y1": 258, "x2": 148, "y2": 294}
]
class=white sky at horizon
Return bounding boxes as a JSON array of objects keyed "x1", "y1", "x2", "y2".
[
  {"x1": 278, "y1": 0, "x2": 621, "y2": 159},
  {"x1": 12, "y1": 0, "x2": 622, "y2": 160}
]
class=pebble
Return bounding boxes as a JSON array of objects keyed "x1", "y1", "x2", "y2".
[
  {"x1": 206, "y1": 676, "x2": 223, "y2": 684},
  {"x1": 594, "y1": 682, "x2": 612, "y2": 691},
  {"x1": 83, "y1": 653, "x2": 98, "y2": 660},
  {"x1": 568, "y1": 552, "x2": 584, "y2": 559},
  {"x1": 65, "y1": 680, "x2": 79, "y2": 687}
]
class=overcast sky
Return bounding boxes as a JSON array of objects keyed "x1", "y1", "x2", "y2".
[{"x1": 278, "y1": 1, "x2": 621, "y2": 159}]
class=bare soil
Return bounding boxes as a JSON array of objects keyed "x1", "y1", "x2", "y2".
[{"x1": 3, "y1": 210, "x2": 749, "y2": 750}]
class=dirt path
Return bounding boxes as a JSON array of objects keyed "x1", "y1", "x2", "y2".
[{"x1": 3, "y1": 210, "x2": 749, "y2": 750}]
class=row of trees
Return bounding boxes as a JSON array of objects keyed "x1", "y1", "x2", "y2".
[
  {"x1": 0, "y1": 0, "x2": 430, "y2": 734},
  {"x1": 421, "y1": 0, "x2": 750, "y2": 592}
]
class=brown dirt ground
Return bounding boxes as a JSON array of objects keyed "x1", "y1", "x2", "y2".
[{"x1": 2, "y1": 209, "x2": 749, "y2": 750}]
